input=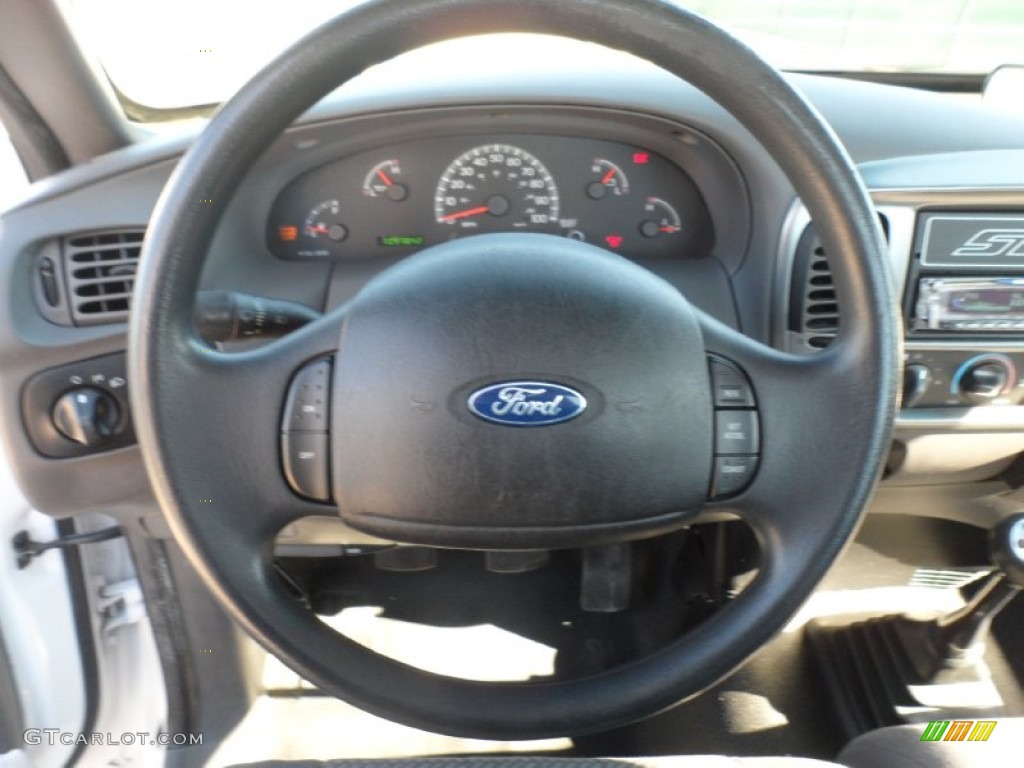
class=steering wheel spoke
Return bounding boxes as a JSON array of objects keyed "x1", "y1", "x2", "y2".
[
  {"x1": 699, "y1": 311, "x2": 893, "y2": 576},
  {"x1": 133, "y1": 307, "x2": 346, "y2": 551}
]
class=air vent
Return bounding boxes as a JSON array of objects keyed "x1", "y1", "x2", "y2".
[
  {"x1": 788, "y1": 216, "x2": 888, "y2": 352},
  {"x1": 63, "y1": 229, "x2": 144, "y2": 326}
]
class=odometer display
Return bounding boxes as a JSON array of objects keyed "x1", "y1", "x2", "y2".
[{"x1": 434, "y1": 144, "x2": 559, "y2": 230}]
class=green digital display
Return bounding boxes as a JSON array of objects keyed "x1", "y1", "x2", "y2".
[
  {"x1": 378, "y1": 235, "x2": 425, "y2": 247},
  {"x1": 949, "y1": 290, "x2": 1024, "y2": 314}
]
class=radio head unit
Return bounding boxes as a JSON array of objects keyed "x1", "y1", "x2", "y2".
[
  {"x1": 914, "y1": 277, "x2": 1024, "y2": 331},
  {"x1": 907, "y1": 212, "x2": 1024, "y2": 336}
]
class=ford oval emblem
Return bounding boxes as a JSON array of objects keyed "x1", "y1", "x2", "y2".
[{"x1": 467, "y1": 381, "x2": 587, "y2": 427}]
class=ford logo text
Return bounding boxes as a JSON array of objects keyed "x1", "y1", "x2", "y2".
[{"x1": 467, "y1": 381, "x2": 587, "y2": 427}]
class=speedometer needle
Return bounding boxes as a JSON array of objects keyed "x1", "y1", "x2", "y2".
[{"x1": 440, "y1": 205, "x2": 490, "y2": 222}]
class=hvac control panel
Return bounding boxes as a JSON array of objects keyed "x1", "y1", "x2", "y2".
[{"x1": 903, "y1": 349, "x2": 1024, "y2": 408}]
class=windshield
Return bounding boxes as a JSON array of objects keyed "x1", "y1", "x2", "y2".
[{"x1": 70, "y1": 0, "x2": 1024, "y2": 112}]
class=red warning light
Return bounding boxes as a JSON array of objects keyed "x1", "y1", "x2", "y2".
[
  {"x1": 278, "y1": 225, "x2": 298, "y2": 242},
  {"x1": 632, "y1": 152, "x2": 650, "y2": 164},
  {"x1": 605, "y1": 235, "x2": 624, "y2": 248}
]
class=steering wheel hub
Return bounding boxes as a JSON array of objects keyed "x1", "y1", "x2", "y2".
[{"x1": 331, "y1": 234, "x2": 713, "y2": 548}]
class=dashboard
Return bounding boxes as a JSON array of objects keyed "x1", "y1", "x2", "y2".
[
  {"x1": 266, "y1": 134, "x2": 713, "y2": 261},
  {"x1": 4, "y1": 27, "x2": 1024, "y2": 766},
  {"x1": 3, "y1": 38, "x2": 1024, "y2": 535}
]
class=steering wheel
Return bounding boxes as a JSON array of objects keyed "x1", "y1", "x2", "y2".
[{"x1": 129, "y1": 0, "x2": 899, "y2": 741}]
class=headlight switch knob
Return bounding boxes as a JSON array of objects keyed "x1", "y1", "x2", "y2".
[{"x1": 52, "y1": 387, "x2": 121, "y2": 447}]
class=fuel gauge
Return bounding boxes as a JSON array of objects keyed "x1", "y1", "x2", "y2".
[{"x1": 639, "y1": 197, "x2": 681, "y2": 238}]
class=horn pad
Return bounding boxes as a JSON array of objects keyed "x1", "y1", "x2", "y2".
[{"x1": 330, "y1": 233, "x2": 712, "y2": 548}]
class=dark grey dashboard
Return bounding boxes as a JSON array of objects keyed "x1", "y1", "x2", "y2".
[{"x1": 3, "y1": 47, "x2": 1024, "y2": 533}]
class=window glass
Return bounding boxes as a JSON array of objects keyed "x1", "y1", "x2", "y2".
[
  {"x1": 70, "y1": 0, "x2": 1024, "y2": 112},
  {"x1": 0, "y1": 124, "x2": 29, "y2": 212}
]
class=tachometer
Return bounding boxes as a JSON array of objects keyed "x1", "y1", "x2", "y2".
[
  {"x1": 304, "y1": 199, "x2": 347, "y2": 242},
  {"x1": 434, "y1": 144, "x2": 559, "y2": 230}
]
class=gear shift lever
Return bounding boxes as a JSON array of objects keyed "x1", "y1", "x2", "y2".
[
  {"x1": 907, "y1": 515, "x2": 1024, "y2": 677},
  {"x1": 992, "y1": 514, "x2": 1024, "y2": 585},
  {"x1": 884, "y1": 514, "x2": 1019, "y2": 684},
  {"x1": 806, "y1": 514, "x2": 1024, "y2": 739}
]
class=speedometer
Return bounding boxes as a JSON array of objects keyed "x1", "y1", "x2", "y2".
[{"x1": 434, "y1": 144, "x2": 559, "y2": 230}]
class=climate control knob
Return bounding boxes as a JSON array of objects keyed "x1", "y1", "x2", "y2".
[
  {"x1": 958, "y1": 360, "x2": 1011, "y2": 404},
  {"x1": 902, "y1": 364, "x2": 932, "y2": 408}
]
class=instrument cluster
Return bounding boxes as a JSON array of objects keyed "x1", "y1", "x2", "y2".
[{"x1": 266, "y1": 134, "x2": 714, "y2": 261}]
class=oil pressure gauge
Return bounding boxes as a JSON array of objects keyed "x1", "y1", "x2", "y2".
[{"x1": 586, "y1": 158, "x2": 629, "y2": 199}]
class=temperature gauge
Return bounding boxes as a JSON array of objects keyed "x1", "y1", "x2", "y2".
[
  {"x1": 639, "y1": 197, "x2": 681, "y2": 238},
  {"x1": 363, "y1": 159, "x2": 408, "y2": 202},
  {"x1": 586, "y1": 158, "x2": 629, "y2": 199}
]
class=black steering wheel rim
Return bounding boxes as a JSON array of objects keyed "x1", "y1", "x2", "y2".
[{"x1": 129, "y1": 0, "x2": 900, "y2": 740}]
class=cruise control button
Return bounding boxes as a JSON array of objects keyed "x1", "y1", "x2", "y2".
[
  {"x1": 715, "y1": 411, "x2": 759, "y2": 455},
  {"x1": 282, "y1": 358, "x2": 332, "y2": 432},
  {"x1": 711, "y1": 456, "x2": 759, "y2": 498},
  {"x1": 710, "y1": 360, "x2": 755, "y2": 407},
  {"x1": 282, "y1": 432, "x2": 331, "y2": 501}
]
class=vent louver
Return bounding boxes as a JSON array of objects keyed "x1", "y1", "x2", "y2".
[
  {"x1": 63, "y1": 230, "x2": 144, "y2": 326},
  {"x1": 788, "y1": 216, "x2": 887, "y2": 352}
]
